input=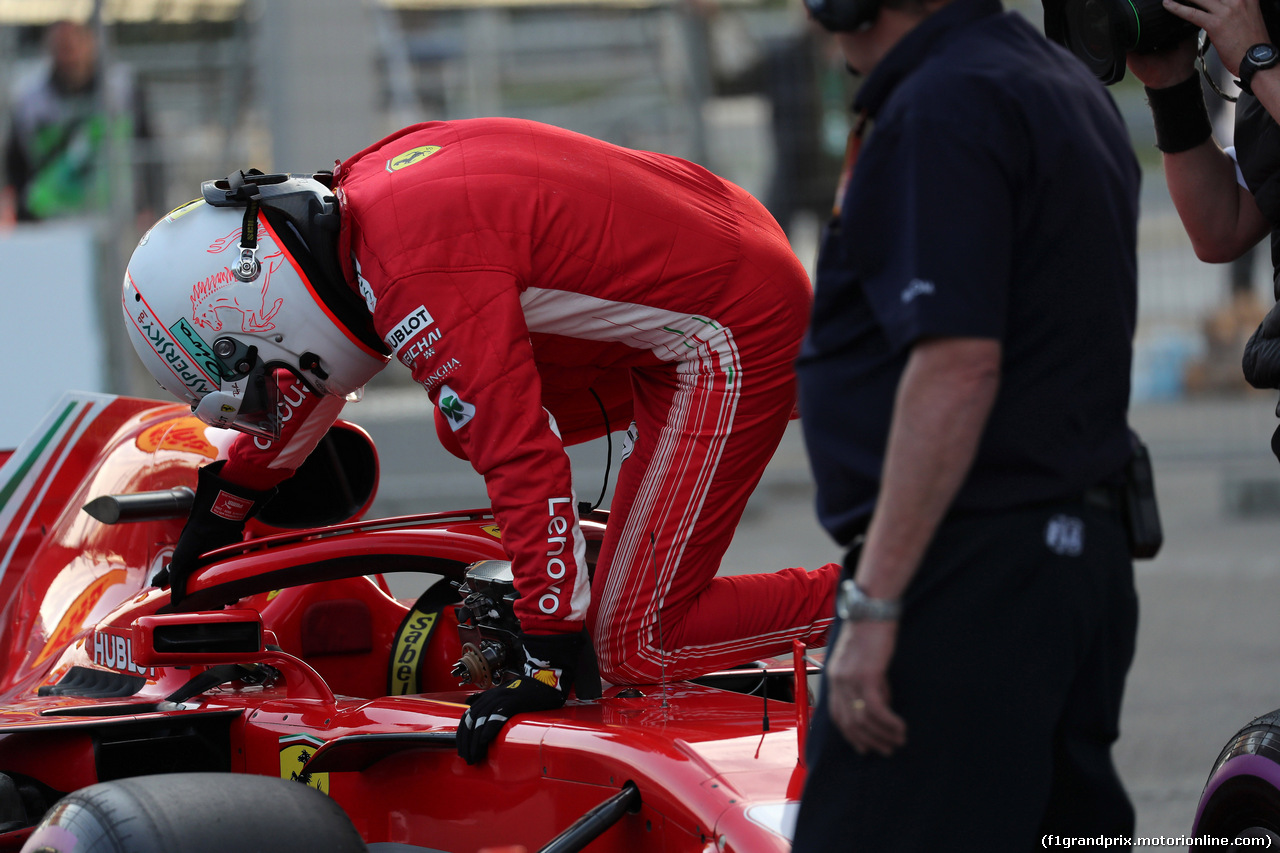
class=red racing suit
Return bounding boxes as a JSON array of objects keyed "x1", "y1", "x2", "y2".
[{"x1": 224, "y1": 119, "x2": 837, "y2": 684}]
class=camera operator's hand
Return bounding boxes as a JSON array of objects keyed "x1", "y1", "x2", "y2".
[
  {"x1": 1127, "y1": 35, "x2": 1199, "y2": 89},
  {"x1": 1157, "y1": 0, "x2": 1269, "y2": 75},
  {"x1": 1242, "y1": 300, "x2": 1280, "y2": 388}
]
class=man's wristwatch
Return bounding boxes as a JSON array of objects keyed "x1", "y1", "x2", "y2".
[
  {"x1": 1239, "y1": 43, "x2": 1280, "y2": 96},
  {"x1": 836, "y1": 579, "x2": 902, "y2": 622}
]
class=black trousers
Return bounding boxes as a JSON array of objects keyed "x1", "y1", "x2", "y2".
[{"x1": 792, "y1": 501, "x2": 1139, "y2": 852}]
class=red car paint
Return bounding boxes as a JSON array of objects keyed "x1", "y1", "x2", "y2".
[{"x1": 0, "y1": 393, "x2": 813, "y2": 852}]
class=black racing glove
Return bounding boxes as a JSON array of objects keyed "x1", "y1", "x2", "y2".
[
  {"x1": 156, "y1": 460, "x2": 275, "y2": 607},
  {"x1": 456, "y1": 631, "x2": 582, "y2": 766},
  {"x1": 1242, "y1": 300, "x2": 1280, "y2": 389}
]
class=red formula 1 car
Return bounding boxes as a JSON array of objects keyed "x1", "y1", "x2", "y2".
[{"x1": 0, "y1": 393, "x2": 817, "y2": 853}]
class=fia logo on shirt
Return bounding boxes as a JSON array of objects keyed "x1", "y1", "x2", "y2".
[
  {"x1": 900, "y1": 278, "x2": 936, "y2": 304},
  {"x1": 1045, "y1": 514, "x2": 1084, "y2": 556}
]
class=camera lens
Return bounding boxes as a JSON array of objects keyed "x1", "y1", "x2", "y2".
[
  {"x1": 1063, "y1": 0, "x2": 1132, "y2": 82},
  {"x1": 1055, "y1": 0, "x2": 1197, "y2": 83},
  {"x1": 1075, "y1": 0, "x2": 1119, "y2": 62}
]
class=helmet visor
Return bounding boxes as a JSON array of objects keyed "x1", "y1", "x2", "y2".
[{"x1": 193, "y1": 363, "x2": 283, "y2": 440}]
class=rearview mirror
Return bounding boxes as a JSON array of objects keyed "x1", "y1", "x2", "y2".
[{"x1": 132, "y1": 609, "x2": 264, "y2": 666}]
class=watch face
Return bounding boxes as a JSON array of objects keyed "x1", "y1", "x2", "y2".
[{"x1": 1249, "y1": 43, "x2": 1279, "y2": 64}]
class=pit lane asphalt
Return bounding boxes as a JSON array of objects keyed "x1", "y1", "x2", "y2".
[{"x1": 351, "y1": 384, "x2": 1280, "y2": 849}]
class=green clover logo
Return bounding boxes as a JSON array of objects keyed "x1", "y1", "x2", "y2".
[{"x1": 440, "y1": 395, "x2": 466, "y2": 422}]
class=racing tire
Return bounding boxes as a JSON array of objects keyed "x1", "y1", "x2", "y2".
[
  {"x1": 1192, "y1": 709, "x2": 1280, "y2": 850},
  {"x1": 19, "y1": 772, "x2": 367, "y2": 853}
]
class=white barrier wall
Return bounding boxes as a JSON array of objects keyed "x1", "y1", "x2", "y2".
[{"x1": 0, "y1": 222, "x2": 106, "y2": 448}]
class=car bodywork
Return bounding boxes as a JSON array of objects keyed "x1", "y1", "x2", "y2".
[{"x1": 0, "y1": 392, "x2": 814, "y2": 852}]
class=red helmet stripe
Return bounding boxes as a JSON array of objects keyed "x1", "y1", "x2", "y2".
[{"x1": 257, "y1": 214, "x2": 385, "y2": 361}]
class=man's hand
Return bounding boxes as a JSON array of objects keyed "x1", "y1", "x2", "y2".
[
  {"x1": 1126, "y1": 35, "x2": 1199, "y2": 89},
  {"x1": 157, "y1": 461, "x2": 274, "y2": 606},
  {"x1": 824, "y1": 338, "x2": 999, "y2": 757},
  {"x1": 456, "y1": 631, "x2": 582, "y2": 765},
  {"x1": 825, "y1": 619, "x2": 907, "y2": 756},
  {"x1": 1156, "y1": 0, "x2": 1269, "y2": 74}
]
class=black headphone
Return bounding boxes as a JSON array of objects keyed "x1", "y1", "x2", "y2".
[{"x1": 804, "y1": 0, "x2": 883, "y2": 31}]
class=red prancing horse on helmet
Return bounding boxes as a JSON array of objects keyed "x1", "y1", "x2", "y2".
[{"x1": 190, "y1": 252, "x2": 285, "y2": 333}]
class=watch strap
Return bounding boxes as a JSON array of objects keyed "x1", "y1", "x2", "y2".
[
  {"x1": 1240, "y1": 43, "x2": 1279, "y2": 96},
  {"x1": 836, "y1": 578, "x2": 902, "y2": 622}
]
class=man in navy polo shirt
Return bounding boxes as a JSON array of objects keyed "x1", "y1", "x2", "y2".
[{"x1": 791, "y1": 0, "x2": 1143, "y2": 848}]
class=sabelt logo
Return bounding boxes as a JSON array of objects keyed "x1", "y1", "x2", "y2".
[
  {"x1": 384, "y1": 305, "x2": 435, "y2": 353},
  {"x1": 390, "y1": 607, "x2": 440, "y2": 695}
]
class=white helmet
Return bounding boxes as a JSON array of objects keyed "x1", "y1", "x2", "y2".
[{"x1": 123, "y1": 170, "x2": 390, "y2": 439}]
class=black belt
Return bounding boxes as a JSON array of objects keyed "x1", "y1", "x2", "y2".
[
  {"x1": 1082, "y1": 484, "x2": 1122, "y2": 513},
  {"x1": 843, "y1": 485, "x2": 1122, "y2": 545},
  {"x1": 841, "y1": 485, "x2": 1124, "y2": 571}
]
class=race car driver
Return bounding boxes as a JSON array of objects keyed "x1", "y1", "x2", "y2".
[{"x1": 123, "y1": 118, "x2": 839, "y2": 764}]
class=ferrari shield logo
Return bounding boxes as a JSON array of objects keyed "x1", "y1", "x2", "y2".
[
  {"x1": 387, "y1": 145, "x2": 441, "y2": 172},
  {"x1": 279, "y1": 733, "x2": 329, "y2": 793}
]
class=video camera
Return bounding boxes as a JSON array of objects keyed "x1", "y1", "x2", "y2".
[{"x1": 1042, "y1": 0, "x2": 1198, "y2": 84}]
